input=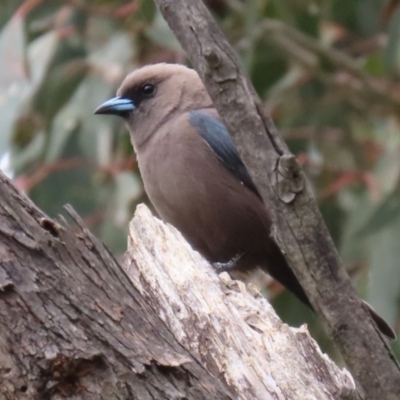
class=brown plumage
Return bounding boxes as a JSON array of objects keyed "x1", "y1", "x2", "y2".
[{"x1": 95, "y1": 63, "x2": 396, "y2": 340}]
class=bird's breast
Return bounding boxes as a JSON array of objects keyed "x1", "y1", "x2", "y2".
[{"x1": 136, "y1": 127, "x2": 271, "y2": 264}]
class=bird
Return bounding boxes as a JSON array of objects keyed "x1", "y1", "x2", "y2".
[{"x1": 95, "y1": 63, "x2": 396, "y2": 340}]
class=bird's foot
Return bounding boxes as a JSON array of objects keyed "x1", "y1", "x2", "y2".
[{"x1": 212, "y1": 252, "x2": 245, "y2": 273}]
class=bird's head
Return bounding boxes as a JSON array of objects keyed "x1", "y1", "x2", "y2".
[{"x1": 95, "y1": 63, "x2": 212, "y2": 149}]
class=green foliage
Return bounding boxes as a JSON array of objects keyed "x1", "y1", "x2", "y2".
[{"x1": 1, "y1": 0, "x2": 400, "y2": 358}]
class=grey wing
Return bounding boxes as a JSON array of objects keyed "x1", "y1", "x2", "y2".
[{"x1": 189, "y1": 109, "x2": 261, "y2": 199}]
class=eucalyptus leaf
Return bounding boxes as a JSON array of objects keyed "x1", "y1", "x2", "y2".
[
  {"x1": 0, "y1": 13, "x2": 29, "y2": 153},
  {"x1": 368, "y1": 221, "x2": 400, "y2": 324}
]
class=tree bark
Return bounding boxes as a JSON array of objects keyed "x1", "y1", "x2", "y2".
[
  {"x1": 155, "y1": 0, "x2": 400, "y2": 400},
  {"x1": 0, "y1": 172, "x2": 231, "y2": 400},
  {"x1": 0, "y1": 171, "x2": 356, "y2": 399},
  {"x1": 152, "y1": 1, "x2": 400, "y2": 398},
  {"x1": 126, "y1": 205, "x2": 357, "y2": 400}
]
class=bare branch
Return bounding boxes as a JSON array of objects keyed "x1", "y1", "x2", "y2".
[
  {"x1": 0, "y1": 170, "x2": 356, "y2": 399},
  {"x1": 0, "y1": 171, "x2": 231, "y2": 400},
  {"x1": 125, "y1": 205, "x2": 357, "y2": 400},
  {"x1": 152, "y1": 0, "x2": 400, "y2": 397}
]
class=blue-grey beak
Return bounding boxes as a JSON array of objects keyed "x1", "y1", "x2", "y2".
[{"x1": 94, "y1": 96, "x2": 135, "y2": 116}]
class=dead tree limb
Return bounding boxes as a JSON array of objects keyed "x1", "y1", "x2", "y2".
[
  {"x1": 152, "y1": 1, "x2": 400, "y2": 398},
  {"x1": 0, "y1": 171, "x2": 231, "y2": 400},
  {"x1": 126, "y1": 205, "x2": 356, "y2": 400},
  {"x1": 0, "y1": 170, "x2": 355, "y2": 399}
]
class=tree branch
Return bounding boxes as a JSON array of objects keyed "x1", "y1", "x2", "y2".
[
  {"x1": 257, "y1": 19, "x2": 400, "y2": 112},
  {"x1": 0, "y1": 171, "x2": 355, "y2": 399},
  {"x1": 152, "y1": 0, "x2": 400, "y2": 397},
  {"x1": 0, "y1": 171, "x2": 231, "y2": 400},
  {"x1": 125, "y1": 205, "x2": 356, "y2": 400}
]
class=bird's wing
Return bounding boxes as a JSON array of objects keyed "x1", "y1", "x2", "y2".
[{"x1": 189, "y1": 109, "x2": 262, "y2": 199}]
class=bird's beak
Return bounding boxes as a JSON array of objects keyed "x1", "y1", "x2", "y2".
[{"x1": 94, "y1": 96, "x2": 135, "y2": 116}]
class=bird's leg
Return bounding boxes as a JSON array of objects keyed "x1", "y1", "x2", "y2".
[{"x1": 212, "y1": 252, "x2": 245, "y2": 273}]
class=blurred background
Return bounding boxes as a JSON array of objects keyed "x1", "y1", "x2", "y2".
[{"x1": 1, "y1": 0, "x2": 400, "y2": 361}]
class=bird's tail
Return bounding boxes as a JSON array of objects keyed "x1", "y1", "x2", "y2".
[
  {"x1": 362, "y1": 300, "x2": 396, "y2": 340},
  {"x1": 262, "y1": 242, "x2": 396, "y2": 340}
]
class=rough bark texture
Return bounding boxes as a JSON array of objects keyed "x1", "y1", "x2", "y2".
[
  {"x1": 126, "y1": 205, "x2": 357, "y2": 400},
  {"x1": 152, "y1": 1, "x2": 400, "y2": 398},
  {"x1": 0, "y1": 168, "x2": 357, "y2": 399},
  {"x1": 0, "y1": 172, "x2": 232, "y2": 400},
  {"x1": 1, "y1": 2, "x2": 398, "y2": 398}
]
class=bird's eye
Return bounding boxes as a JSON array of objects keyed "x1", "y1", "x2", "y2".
[{"x1": 140, "y1": 84, "x2": 156, "y2": 96}]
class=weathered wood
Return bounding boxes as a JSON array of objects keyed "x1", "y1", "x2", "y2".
[
  {"x1": 152, "y1": 1, "x2": 400, "y2": 398},
  {"x1": 0, "y1": 170, "x2": 356, "y2": 399},
  {"x1": 125, "y1": 205, "x2": 357, "y2": 400},
  {"x1": 0, "y1": 171, "x2": 231, "y2": 400}
]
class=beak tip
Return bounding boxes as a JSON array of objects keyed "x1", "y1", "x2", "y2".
[
  {"x1": 93, "y1": 106, "x2": 103, "y2": 115},
  {"x1": 94, "y1": 96, "x2": 135, "y2": 117}
]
